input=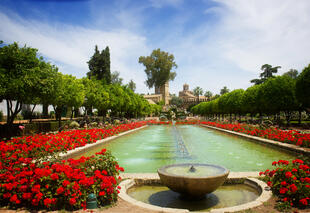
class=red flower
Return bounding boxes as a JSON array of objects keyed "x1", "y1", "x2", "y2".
[
  {"x1": 281, "y1": 181, "x2": 287, "y2": 186},
  {"x1": 283, "y1": 197, "x2": 289, "y2": 202},
  {"x1": 44, "y1": 198, "x2": 52, "y2": 207},
  {"x1": 62, "y1": 180, "x2": 70, "y2": 187},
  {"x1": 31, "y1": 184, "x2": 41, "y2": 193},
  {"x1": 289, "y1": 184, "x2": 297, "y2": 193},
  {"x1": 69, "y1": 197, "x2": 76, "y2": 205},
  {"x1": 10, "y1": 194, "x2": 20, "y2": 204},
  {"x1": 291, "y1": 168, "x2": 298, "y2": 173},
  {"x1": 292, "y1": 159, "x2": 304, "y2": 164},
  {"x1": 299, "y1": 198, "x2": 308, "y2": 206},
  {"x1": 285, "y1": 171, "x2": 292, "y2": 178},
  {"x1": 51, "y1": 173, "x2": 59, "y2": 180},
  {"x1": 99, "y1": 191, "x2": 106, "y2": 196},
  {"x1": 22, "y1": 193, "x2": 32, "y2": 200},
  {"x1": 279, "y1": 187, "x2": 288, "y2": 194},
  {"x1": 56, "y1": 186, "x2": 65, "y2": 195}
]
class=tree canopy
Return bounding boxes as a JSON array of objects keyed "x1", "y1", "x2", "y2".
[
  {"x1": 87, "y1": 45, "x2": 111, "y2": 84},
  {"x1": 0, "y1": 42, "x2": 44, "y2": 125},
  {"x1": 111, "y1": 71, "x2": 123, "y2": 85},
  {"x1": 204, "y1": 91, "x2": 213, "y2": 100},
  {"x1": 127, "y1": 79, "x2": 136, "y2": 92},
  {"x1": 283, "y1": 69, "x2": 299, "y2": 79},
  {"x1": 251, "y1": 64, "x2": 281, "y2": 85},
  {"x1": 220, "y1": 86, "x2": 230, "y2": 95},
  {"x1": 296, "y1": 64, "x2": 310, "y2": 110},
  {"x1": 193, "y1": 86, "x2": 203, "y2": 96},
  {"x1": 139, "y1": 48, "x2": 177, "y2": 89}
]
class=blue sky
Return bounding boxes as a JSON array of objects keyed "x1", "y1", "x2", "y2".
[{"x1": 1, "y1": 0, "x2": 310, "y2": 95}]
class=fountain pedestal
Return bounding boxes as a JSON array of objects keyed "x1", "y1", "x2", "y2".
[{"x1": 158, "y1": 163, "x2": 229, "y2": 198}]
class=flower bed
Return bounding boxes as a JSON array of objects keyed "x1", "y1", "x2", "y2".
[
  {"x1": 0, "y1": 121, "x2": 146, "y2": 210},
  {"x1": 201, "y1": 121, "x2": 310, "y2": 148},
  {"x1": 260, "y1": 159, "x2": 310, "y2": 210}
]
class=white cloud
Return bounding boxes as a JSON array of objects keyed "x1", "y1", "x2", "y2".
[
  {"x1": 0, "y1": 11, "x2": 151, "y2": 93},
  {"x1": 1, "y1": 0, "x2": 310, "y2": 96},
  {"x1": 213, "y1": 0, "x2": 310, "y2": 73},
  {"x1": 155, "y1": 0, "x2": 310, "y2": 94}
]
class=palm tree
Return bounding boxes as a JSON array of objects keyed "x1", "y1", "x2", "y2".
[{"x1": 193, "y1": 86, "x2": 203, "y2": 103}]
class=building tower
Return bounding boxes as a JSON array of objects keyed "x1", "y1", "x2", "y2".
[{"x1": 154, "y1": 81, "x2": 170, "y2": 105}]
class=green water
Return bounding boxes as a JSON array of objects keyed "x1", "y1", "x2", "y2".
[
  {"x1": 73, "y1": 125, "x2": 295, "y2": 172},
  {"x1": 127, "y1": 184, "x2": 259, "y2": 211},
  {"x1": 165, "y1": 165, "x2": 225, "y2": 177}
]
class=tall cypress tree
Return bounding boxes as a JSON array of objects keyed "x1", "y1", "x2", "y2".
[
  {"x1": 102, "y1": 46, "x2": 111, "y2": 84},
  {"x1": 87, "y1": 45, "x2": 111, "y2": 84}
]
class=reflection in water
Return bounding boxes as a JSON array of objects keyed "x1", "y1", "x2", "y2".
[
  {"x1": 73, "y1": 125, "x2": 295, "y2": 172},
  {"x1": 148, "y1": 190, "x2": 219, "y2": 211},
  {"x1": 128, "y1": 184, "x2": 259, "y2": 212}
]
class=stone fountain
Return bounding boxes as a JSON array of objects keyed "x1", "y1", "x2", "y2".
[{"x1": 157, "y1": 163, "x2": 229, "y2": 198}]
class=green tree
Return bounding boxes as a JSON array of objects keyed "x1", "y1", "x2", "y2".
[
  {"x1": 259, "y1": 76, "x2": 298, "y2": 124},
  {"x1": 87, "y1": 45, "x2": 111, "y2": 84},
  {"x1": 170, "y1": 95, "x2": 184, "y2": 108},
  {"x1": 51, "y1": 74, "x2": 85, "y2": 126},
  {"x1": 211, "y1": 94, "x2": 220, "y2": 100},
  {"x1": 241, "y1": 85, "x2": 261, "y2": 119},
  {"x1": 127, "y1": 79, "x2": 136, "y2": 92},
  {"x1": 251, "y1": 64, "x2": 281, "y2": 85},
  {"x1": 193, "y1": 86, "x2": 203, "y2": 96},
  {"x1": 283, "y1": 69, "x2": 299, "y2": 79},
  {"x1": 82, "y1": 78, "x2": 110, "y2": 117},
  {"x1": 204, "y1": 90, "x2": 213, "y2": 100},
  {"x1": 226, "y1": 89, "x2": 244, "y2": 121},
  {"x1": 218, "y1": 93, "x2": 230, "y2": 119},
  {"x1": 296, "y1": 64, "x2": 310, "y2": 111},
  {"x1": 139, "y1": 48, "x2": 177, "y2": 89},
  {"x1": 27, "y1": 62, "x2": 60, "y2": 121},
  {"x1": 111, "y1": 71, "x2": 123, "y2": 85},
  {"x1": 0, "y1": 42, "x2": 41, "y2": 125},
  {"x1": 220, "y1": 86, "x2": 229, "y2": 95}
]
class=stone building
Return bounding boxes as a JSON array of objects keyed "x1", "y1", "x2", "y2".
[
  {"x1": 144, "y1": 82, "x2": 208, "y2": 107},
  {"x1": 144, "y1": 82, "x2": 171, "y2": 105},
  {"x1": 179, "y1": 83, "x2": 208, "y2": 104}
]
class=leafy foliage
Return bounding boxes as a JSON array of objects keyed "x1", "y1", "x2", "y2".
[
  {"x1": 193, "y1": 86, "x2": 203, "y2": 96},
  {"x1": 251, "y1": 64, "x2": 281, "y2": 85},
  {"x1": 296, "y1": 64, "x2": 310, "y2": 110},
  {"x1": 127, "y1": 79, "x2": 136, "y2": 92},
  {"x1": 220, "y1": 86, "x2": 229, "y2": 95},
  {"x1": 139, "y1": 48, "x2": 177, "y2": 89},
  {"x1": 111, "y1": 71, "x2": 123, "y2": 85},
  {"x1": 0, "y1": 42, "x2": 44, "y2": 125},
  {"x1": 87, "y1": 46, "x2": 111, "y2": 84}
]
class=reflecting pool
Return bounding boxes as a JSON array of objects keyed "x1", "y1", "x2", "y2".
[{"x1": 73, "y1": 125, "x2": 295, "y2": 172}]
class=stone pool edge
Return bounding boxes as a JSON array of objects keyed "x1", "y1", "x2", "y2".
[
  {"x1": 200, "y1": 124, "x2": 310, "y2": 157},
  {"x1": 59, "y1": 125, "x2": 148, "y2": 160},
  {"x1": 118, "y1": 172, "x2": 272, "y2": 213}
]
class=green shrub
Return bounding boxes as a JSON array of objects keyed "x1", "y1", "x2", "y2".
[
  {"x1": 69, "y1": 121, "x2": 80, "y2": 129},
  {"x1": 113, "y1": 119, "x2": 120, "y2": 125},
  {"x1": 89, "y1": 122, "x2": 98, "y2": 128}
]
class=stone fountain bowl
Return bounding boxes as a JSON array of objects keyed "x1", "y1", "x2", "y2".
[{"x1": 158, "y1": 163, "x2": 229, "y2": 198}]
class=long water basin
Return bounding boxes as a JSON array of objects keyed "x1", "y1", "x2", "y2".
[{"x1": 72, "y1": 125, "x2": 295, "y2": 172}]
